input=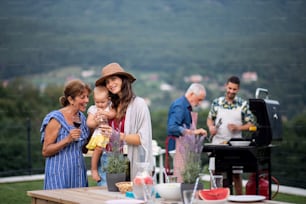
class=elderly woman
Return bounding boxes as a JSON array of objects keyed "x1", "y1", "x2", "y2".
[{"x1": 40, "y1": 79, "x2": 91, "y2": 189}]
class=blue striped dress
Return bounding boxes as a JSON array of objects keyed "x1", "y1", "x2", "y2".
[{"x1": 40, "y1": 110, "x2": 89, "y2": 189}]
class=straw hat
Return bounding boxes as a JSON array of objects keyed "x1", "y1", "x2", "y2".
[{"x1": 95, "y1": 63, "x2": 136, "y2": 86}]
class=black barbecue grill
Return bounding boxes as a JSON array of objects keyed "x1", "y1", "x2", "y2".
[
  {"x1": 203, "y1": 88, "x2": 282, "y2": 199},
  {"x1": 249, "y1": 88, "x2": 282, "y2": 146}
]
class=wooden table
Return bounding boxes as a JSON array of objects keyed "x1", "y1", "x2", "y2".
[
  {"x1": 27, "y1": 186, "x2": 290, "y2": 204},
  {"x1": 27, "y1": 186, "x2": 125, "y2": 204}
]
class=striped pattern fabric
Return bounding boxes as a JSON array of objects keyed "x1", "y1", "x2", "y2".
[
  {"x1": 40, "y1": 110, "x2": 90, "y2": 189},
  {"x1": 173, "y1": 137, "x2": 185, "y2": 183}
]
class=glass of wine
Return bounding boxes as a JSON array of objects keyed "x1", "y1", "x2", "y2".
[
  {"x1": 73, "y1": 115, "x2": 81, "y2": 128},
  {"x1": 72, "y1": 115, "x2": 82, "y2": 142}
]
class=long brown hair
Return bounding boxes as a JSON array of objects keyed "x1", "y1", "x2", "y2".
[{"x1": 109, "y1": 76, "x2": 135, "y2": 120}]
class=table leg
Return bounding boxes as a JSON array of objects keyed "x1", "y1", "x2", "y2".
[
  {"x1": 227, "y1": 170, "x2": 233, "y2": 195},
  {"x1": 159, "y1": 153, "x2": 164, "y2": 183}
]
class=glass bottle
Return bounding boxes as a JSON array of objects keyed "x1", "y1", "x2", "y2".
[
  {"x1": 123, "y1": 144, "x2": 130, "y2": 181},
  {"x1": 132, "y1": 162, "x2": 154, "y2": 202}
]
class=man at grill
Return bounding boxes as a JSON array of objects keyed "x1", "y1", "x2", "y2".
[{"x1": 206, "y1": 76, "x2": 255, "y2": 195}]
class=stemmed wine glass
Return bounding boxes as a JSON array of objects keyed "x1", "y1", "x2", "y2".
[
  {"x1": 73, "y1": 115, "x2": 81, "y2": 128},
  {"x1": 72, "y1": 115, "x2": 82, "y2": 141}
]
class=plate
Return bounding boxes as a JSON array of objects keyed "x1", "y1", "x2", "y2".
[
  {"x1": 205, "y1": 143, "x2": 228, "y2": 146},
  {"x1": 229, "y1": 141, "x2": 251, "y2": 146},
  {"x1": 105, "y1": 199, "x2": 144, "y2": 204},
  {"x1": 194, "y1": 198, "x2": 227, "y2": 204},
  {"x1": 228, "y1": 195, "x2": 265, "y2": 202},
  {"x1": 161, "y1": 200, "x2": 181, "y2": 204}
]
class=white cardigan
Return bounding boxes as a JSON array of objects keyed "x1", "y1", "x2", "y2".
[{"x1": 124, "y1": 96, "x2": 153, "y2": 179}]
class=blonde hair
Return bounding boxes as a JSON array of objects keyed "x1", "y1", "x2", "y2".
[{"x1": 94, "y1": 86, "x2": 109, "y2": 98}]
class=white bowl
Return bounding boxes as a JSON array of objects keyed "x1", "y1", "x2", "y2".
[
  {"x1": 229, "y1": 141, "x2": 251, "y2": 146},
  {"x1": 155, "y1": 183, "x2": 181, "y2": 201}
]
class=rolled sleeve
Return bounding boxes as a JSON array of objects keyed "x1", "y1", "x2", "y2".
[{"x1": 167, "y1": 104, "x2": 188, "y2": 136}]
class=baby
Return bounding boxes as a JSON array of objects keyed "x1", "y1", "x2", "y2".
[{"x1": 86, "y1": 86, "x2": 116, "y2": 186}]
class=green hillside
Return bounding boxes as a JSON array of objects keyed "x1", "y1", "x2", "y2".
[
  {"x1": 1, "y1": 0, "x2": 306, "y2": 189},
  {"x1": 1, "y1": 0, "x2": 306, "y2": 118}
]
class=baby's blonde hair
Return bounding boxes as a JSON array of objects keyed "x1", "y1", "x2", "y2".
[{"x1": 94, "y1": 86, "x2": 109, "y2": 97}]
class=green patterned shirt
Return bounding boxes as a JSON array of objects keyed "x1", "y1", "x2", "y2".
[{"x1": 208, "y1": 96, "x2": 255, "y2": 124}]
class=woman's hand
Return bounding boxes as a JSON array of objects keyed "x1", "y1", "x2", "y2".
[
  {"x1": 99, "y1": 124, "x2": 112, "y2": 137},
  {"x1": 69, "y1": 128, "x2": 81, "y2": 141}
]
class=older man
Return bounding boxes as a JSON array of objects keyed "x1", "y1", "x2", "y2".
[{"x1": 166, "y1": 83, "x2": 207, "y2": 182}]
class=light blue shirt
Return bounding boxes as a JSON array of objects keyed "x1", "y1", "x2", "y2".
[{"x1": 40, "y1": 110, "x2": 89, "y2": 189}]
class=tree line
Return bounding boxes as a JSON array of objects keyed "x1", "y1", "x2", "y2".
[{"x1": 0, "y1": 78, "x2": 305, "y2": 188}]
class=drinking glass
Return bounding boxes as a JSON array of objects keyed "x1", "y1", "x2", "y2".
[
  {"x1": 72, "y1": 115, "x2": 81, "y2": 128},
  {"x1": 99, "y1": 115, "x2": 109, "y2": 134},
  {"x1": 211, "y1": 175, "x2": 223, "y2": 189},
  {"x1": 72, "y1": 115, "x2": 82, "y2": 141},
  {"x1": 183, "y1": 190, "x2": 196, "y2": 204},
  {"x1": 99, "y1": 115, "x2": 108, "y2": 125},
  {"x1": 167, "y1": 176, "x2": 178, "y2": 183}
]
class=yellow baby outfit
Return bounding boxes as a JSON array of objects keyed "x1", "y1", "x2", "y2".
[
  {"x1": 86, "y1": 104, "x2": 112, "y2": 151},
  {"x1": 86, "y1": 129, "x2": 109, "y2": 150}
]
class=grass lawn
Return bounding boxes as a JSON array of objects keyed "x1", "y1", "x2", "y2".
[
  {"x1": 0, "y1": 178, "x2": 305, "y2": 204},
  {"x1": 0, "y1": 178, "x2": 97, "y2": 204}
]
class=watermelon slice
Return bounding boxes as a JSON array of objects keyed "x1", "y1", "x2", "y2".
[
  {"x1": 198, "y1": 188, "x2": 230, "y2": 200},
  {"x1": 144, "y1": 176, "x2": 153, "y2": 184},
  {"x1": 133, "y1": 175, "x2": 153, "y2": 185}
]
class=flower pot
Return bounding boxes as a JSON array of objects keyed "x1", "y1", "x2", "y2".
[
  {"x1": 180, "y1": 183, "x2": 203, "y2": 203},
  {"x1": 106, "y1": 173, "x2": 126, "y2": 192}
]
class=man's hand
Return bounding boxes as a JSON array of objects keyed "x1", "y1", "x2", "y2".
[
  {"x1": 208, "y1": 126, "x2": 217, "y2": 136},
  {"x1": 227, "y1": 123, "x2": 240, "y2": 132},
  {"x1": 194, "y1": 128, "x2": 207, "y2": 136}
]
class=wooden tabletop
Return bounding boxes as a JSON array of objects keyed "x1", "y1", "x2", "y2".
[
  {"x1": 27, "y1": 186, "x2": 291, "y2": 204},
  {"x1": 27, "y1": 186, "x2": 126, "y2": 204}
]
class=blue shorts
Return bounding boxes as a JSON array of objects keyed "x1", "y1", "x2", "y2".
[{"x1": 97, "y1": 152, "x2": 108, "y2": 186}]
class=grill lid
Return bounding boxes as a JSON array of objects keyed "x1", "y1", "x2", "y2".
[{"x1": 249, "y1": 88, "x2": 282, "y2": 146}]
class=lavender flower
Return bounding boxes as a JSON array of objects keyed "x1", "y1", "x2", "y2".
[
  {"x1": 178, "y1": 130, "x2": 205, "y2": 183},
  {"x1": 109, "y1": 128, "x2": 121, "y2": 154},
  {"x1": 104, "y1": 128, "x2": 128, "y2": 174},
  {"x1": 178, "y1": 132, "x2": 205, "y2": 163}
]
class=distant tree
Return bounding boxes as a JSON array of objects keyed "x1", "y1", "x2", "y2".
[{"x1": 291, "y1": 112, "x2": 306, "y2": 138}]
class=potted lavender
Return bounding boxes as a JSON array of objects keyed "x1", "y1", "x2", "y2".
[
  {"x1": 104, "y1": 129, "x2": 129, "y2": 191},
  {"x1": 178, "y1": 132, "x2": 205, "y2": 198}
]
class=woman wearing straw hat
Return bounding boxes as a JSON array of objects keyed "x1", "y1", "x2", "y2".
[{"x1": 95, "y1": 62, "x2": 153, "y2": 180}]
